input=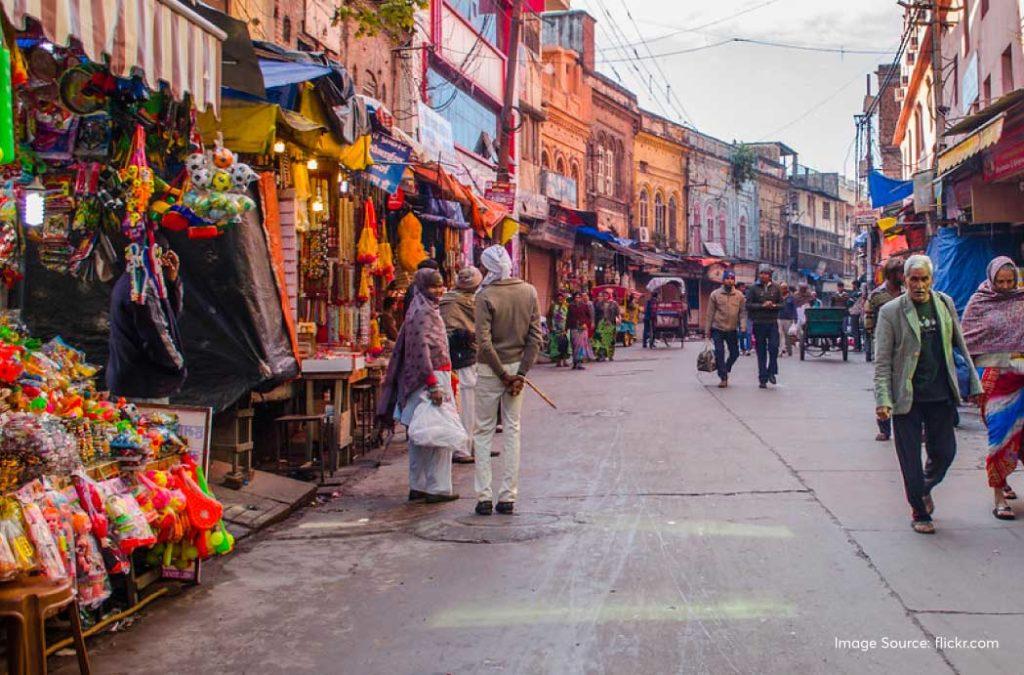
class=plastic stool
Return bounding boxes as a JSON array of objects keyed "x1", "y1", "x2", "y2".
[{"x1": 0, "y1": 575, "x2": 90, "y2": 675}]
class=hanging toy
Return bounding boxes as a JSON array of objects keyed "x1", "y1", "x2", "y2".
[
  {"x1": 229, "y1": 163, "x2": 257, "y2": 192},
  {"x1": 212, "y1": 146, "x2": 235, "y2": 169},
  {"x1": 356, "y1": 199, "x2": 378, "y2": 265},
  {"x1": 0, "y1": 45, "x2": 15, "y2": 165}
]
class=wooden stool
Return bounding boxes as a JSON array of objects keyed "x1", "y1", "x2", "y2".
[
  {"x1": 0, "y1": 575, "x2": 90, "y2": 675},
  {"x1": 274, "y1": 413, "x2": 328, "y2": 484},
  {"x1": 350, "y1": 382, "x2": 378, "y2": 454}
]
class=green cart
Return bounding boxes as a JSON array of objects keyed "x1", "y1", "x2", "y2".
[{"x1": 800, "y1": 308, "x2": 849, "y2": 361}]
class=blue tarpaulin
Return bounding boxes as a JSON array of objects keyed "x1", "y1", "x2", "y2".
[
  {"x1": 576, "y1": 226, "x2": 616, "y2": 242},
  {"x1": 259, "y1": 59, "x2": 332, "y2": 88},
  {"x1": 927, "y1": 227, "x2": 994, "y2": 315},
  {"x1": 854, "y1": 231, "x2": 868, "y2": 248},
  {"x1": 868, "y1": 170, "x2": 913, "y2": 208}
]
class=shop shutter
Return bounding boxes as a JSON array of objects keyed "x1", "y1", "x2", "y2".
[{"x1": 526, "y1": 245, "x2": 556, "y2": 316}]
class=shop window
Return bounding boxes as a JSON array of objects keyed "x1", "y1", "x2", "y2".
[
  {"x1": 654, "y1": 191, "x2": 666, "y2": 239},
  {"x1": 426, "y1": 68, "x2": 499, "y2": 157},
  {"x1": 638, "y1": 190, "x2": 649, "y2": 230},
  {"x1": 668, "y1": 196, "x2": 678, "y2": 245},
  {"x1": 447, "y1": 0, "x2": 499, "y2": 47}
]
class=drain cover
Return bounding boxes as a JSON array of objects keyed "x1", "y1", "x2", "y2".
[{"x1": 412, "y1": 511, "x2": 575, "y2": 544}]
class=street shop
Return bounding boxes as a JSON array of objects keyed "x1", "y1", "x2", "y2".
[{"x1": 0, "y1": 1, "x2": 243, "y2": 666}]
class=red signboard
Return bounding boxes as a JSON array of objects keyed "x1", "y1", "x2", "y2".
[
  {"x1": 485, "y1": 181, "x2": 516, "y2": 211},
  {"x1": 984, "y1": 118, "x2": 1024, "y2": 183}
]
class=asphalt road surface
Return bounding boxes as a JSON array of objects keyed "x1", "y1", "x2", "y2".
[{"x1": 59, "y1": 343, "x2": 1021, "y2": 674}]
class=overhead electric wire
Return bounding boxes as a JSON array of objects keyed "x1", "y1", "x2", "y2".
[
  {"x1": 597, "y1": 0, "x2": 783, "y2": 52},
  {"x1": 600, "y1": 37, "x2": 893, "y2": 63},
  {"x1": 760, "y1": 71, "x2": 868, "y2": 139}
]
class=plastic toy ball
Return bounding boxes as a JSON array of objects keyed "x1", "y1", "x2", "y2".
[{"x1": 212, "y1": 147, "x2": 235, "y2": 169}]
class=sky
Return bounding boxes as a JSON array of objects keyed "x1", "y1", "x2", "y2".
[{"x1": 573, "y1": 0, "x2": 905, "y2": 176}]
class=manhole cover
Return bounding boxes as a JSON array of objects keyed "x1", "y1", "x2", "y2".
[{"x1": 412, "y1": 511, "x2": 575, "y2": 544}]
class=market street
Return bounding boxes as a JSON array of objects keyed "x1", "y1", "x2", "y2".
[{"x1": 55, "y1": 346, "x2": 1020, "y2": 674}]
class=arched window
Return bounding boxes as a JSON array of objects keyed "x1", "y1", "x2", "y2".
[
  {"x1": 718, "y1": 208, "x2": 727, "y2": 247},
  {"x1": 604, "y1": 143, "x2": 615, "y2": 196},
  {"x1": 738, "y1": 214, "x2": 748, "y2": 257},
  {"x1": 594, "y1": 144, "x2": 605, "y2": 194},
  {"x1": 705, "y1": 204, "x2": 716, "y2": 242},
  {"x1": 556, "y1": 156, "x2": 566, "y2": 176},
  {"x1": 570, "y1": 161, "x2": 581, "y2": 206},
  {"x1": 668, "y1": 196, "x2": 678, "y2": 246},
  {"x1": 638, "y1": 189, "x2": 649, "y2": 230},
  {"x1": 654, "y1": 191, "x2": 666, "y2": 239}
]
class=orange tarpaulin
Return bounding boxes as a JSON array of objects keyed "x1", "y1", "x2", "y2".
[
  {"x1": 880, "y1": 234, "x2": 909, "y2": 260},
  {"x1": 258, "y1": 172, "x2": 301, "y2": 362}
]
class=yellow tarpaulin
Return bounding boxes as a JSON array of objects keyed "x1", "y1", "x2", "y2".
[
  {"x1": 498, "y1": 217, "x2": 519, "y2": 245},
  {"x1": 198, "y1": 99, "x2": 277, "y2": 154},
  {"x1": 297, "y1": 85, "x2": 374, "y2": 170},
  {"x1": 877, "y1": 217, "x2": 898, "y2": 234}
]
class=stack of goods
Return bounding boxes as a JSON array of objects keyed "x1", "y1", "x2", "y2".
[{"x1": 0, "y1": 316, "x2": 233, "y2": 601}]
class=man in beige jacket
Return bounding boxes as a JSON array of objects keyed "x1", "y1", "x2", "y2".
[
  {"x1": 705, "y1": 270, "x2": 745, "y2": 388},
  {"x1": 473, "y1": 245, "x2": 542, "y2": 516}
]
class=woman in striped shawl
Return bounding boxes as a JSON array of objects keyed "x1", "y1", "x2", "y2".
[{"x1": 962, "y1": 257, "x2": 1024, "y2": 520}]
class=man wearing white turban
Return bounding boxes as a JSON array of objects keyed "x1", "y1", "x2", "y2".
[{"x1": 473, "y1": 245, "x2": 542, "y2": 515}]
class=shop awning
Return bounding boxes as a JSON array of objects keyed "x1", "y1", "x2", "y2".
[
  {"x1": 936, "y1": 113, "x2": 1006, "y2": 175},
  {"x1": 260, "y1": 59, "x2": 331, "y2": 89},
  {"x1": 2, "y1": 0, "x2": 227, "y2": 112}
]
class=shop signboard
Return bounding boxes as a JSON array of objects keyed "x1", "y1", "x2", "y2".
[
  {"x1": 485, "y1": 181, "x2": 517, "y2": 212},
  {"x1": 854, "y1": 202, "x2": 876, "y2": 225},
  {"x1": 526, "y1": 220, "x2": 575, "y2": 250},
  {"x1": 518, "y1": 190, "x2": 550, "y2": 220},
  {"x1": 366, "y1": 132, "x2": 412, "y2": 194},
  {"x1": 541, "y1": 170, "x2": 578, "y2": 206},
  {"x1": 983, "y1": 118, "x2": 1024, "y2": 183}
]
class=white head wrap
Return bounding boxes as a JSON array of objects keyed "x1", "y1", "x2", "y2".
[{"x1": 480, "y1": 245, "x2": 513, "y2": 288}]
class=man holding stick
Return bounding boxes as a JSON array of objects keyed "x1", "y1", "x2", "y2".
[{"x1": 473, "y1": 245, "x2": 543, "y2": 516}]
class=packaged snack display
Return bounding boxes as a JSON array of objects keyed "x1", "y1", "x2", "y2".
[{"x1": 0, "y1": 497, "x2": 36, "y2": 573}]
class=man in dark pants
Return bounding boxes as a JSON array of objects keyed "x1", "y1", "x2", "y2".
[
  {"x1": 704, "y1": 270, "x2": 744, "y2": 388},
  {"x1": 744, "y1": 265, "x2": 783, "y2": 389},
  {"x1": 865, "y1": 257, "x2": 905, "y2": 439},
  {"x1": 874, "y1": 255, "x2": 982, "y2": 534},
  {"x1": 642, "y1": 291, "x2": 659, "y2": 349}
]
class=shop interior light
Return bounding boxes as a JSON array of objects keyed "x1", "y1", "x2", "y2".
[
  {"x1": 306, "y1": 158, "x2": 318, "y2": 170},
  {"x1": 22, "y1": 177, "x2": 45, "y2": 227},
  {"x1": 273, "y1": 140, "x2": 286, "y2": 154},
  {"x1": 311, "y1": 189, "x2": 325, "y2": 213}
]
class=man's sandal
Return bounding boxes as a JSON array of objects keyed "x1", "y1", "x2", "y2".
[
  {"x1": 993, "y1": 505, "x2": 1016, "y2": 521},
  {"x1": 911, "y1": 520, "x2": 936, "y2": 534}
]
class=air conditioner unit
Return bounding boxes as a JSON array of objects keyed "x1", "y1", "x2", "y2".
[{"x1": 638, "y1": 226, "x2": 651, "y2": 243}]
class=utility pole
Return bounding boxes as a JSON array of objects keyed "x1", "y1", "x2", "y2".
[
  {"x1": 865, "y1": 74, "x2": 874, "y2": 291},
  {"x1": 495, "y1": 0, "x2": 524, "y2": 184},
  {"x1": 927, "y1": 0, "x2": 946, "y2": 234}
]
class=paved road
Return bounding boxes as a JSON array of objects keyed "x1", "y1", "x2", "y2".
[{"x1": 61, "y1": 345, "x2": 1022, "y2": 674}]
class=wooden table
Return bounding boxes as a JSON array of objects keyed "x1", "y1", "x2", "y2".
[{"x1": 300, "y1": 355, "x2": 367, "y2": 468}]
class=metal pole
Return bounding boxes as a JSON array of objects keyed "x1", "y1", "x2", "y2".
[{"x1": 927, "y1": 0, "x2": 946, "y2": 234}]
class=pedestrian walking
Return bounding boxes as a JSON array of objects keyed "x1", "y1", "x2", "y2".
[
  {"x1": 593, "y1": 290, "x2": 620, "y2": 361},
  {"x1": 865, "y1": 257, "x2": 905, "y2": 439},
  {"x1": 473, "y1": 245, "x2": 543, "y2": 516},
  {"x1": 547, "y1": 292, "x2": 571, "y2": 367},
  {"x1": 961, "y1": 256, "x2": 1024, "y2": 520},
  {"x1": 736, "y1": 281, "x2": 752, "y2": 355},
  {"x1": 619, "y1": 294, "x2": 640, "y2": 347},
  {"x1": 849, "y1": 280, "x2": 865, "y2": 352},
  {"x1": 792, "y1": 282, "x2": 814, "y2": 309},
  {"x1": 705, "y1": 270, "x2": 745, "y2": 388},
  {"x1": 778, "y1": 282, "x2": 797, "y2": 357},
  {"x1": 440, "y1": 266, "x2": 483, "y2": 464},
  {"x1": 568, "y1": 292, "x2": 595, "y2": 368},
  {"x1": 642, "y1": 291, "x2": 658, "y2": 349},
  {"x1": 378, "y1": 268, "x2": 459, "y2": 504},
  {"x1": 745, "y1": 265, "x2": 783, "y2": 388},
  {"x1": 873, "y1": 255, "x2": 982, "y2": 534},
  {"x1": 830, "y1": 281, "x2": 850, "y2": 308}
]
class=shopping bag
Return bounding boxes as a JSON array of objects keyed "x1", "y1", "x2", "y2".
[
  {"x1": 788, "y1": 323, "x2": 799, "y2": 338},
  {"x1": 408, "y1": 399, "x2": 468, "y2": 449},
  {"x1": 697, "y1": 341, "x2": 717, "y2": 373}
]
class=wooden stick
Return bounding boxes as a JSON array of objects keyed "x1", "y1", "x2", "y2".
[{"x1": 523, "y1": 377, "x2": 557, "y2": 409}]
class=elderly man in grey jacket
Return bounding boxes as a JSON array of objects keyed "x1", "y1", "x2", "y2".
[{"x1": 874, "y1": 254, "x2": 983, "y2": 534}]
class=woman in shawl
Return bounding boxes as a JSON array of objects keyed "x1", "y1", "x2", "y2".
[
  {"x1": 592, "y1": 290, "x2": 620, "y2": 361},
  {"x1": 377, "y1": 269, "x2": 459, "y2": 503},
  {"x1": 547, "y1": 292, "x2": 571, "y2": 367},
  {"x1": 962, "y1": 257, "x2": 1024, "y2": 520},
  {"x1": 567, "y1": 291, "x2": 595, "y2": 370}
]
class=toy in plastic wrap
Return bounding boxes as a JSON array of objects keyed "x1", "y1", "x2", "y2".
[
  {"x1": 0, "y1": 497, "x2": 36, "y2": 574},
  {"x1": 63, "y1": 486, "x2": 111, "y2": 607},
  {"x1": 20, "y1": 479, "x2": 76, "y2": 581},
  {"x1": 118, "y1": 125, "x2": 154, "y2": 242},
  {"x1": 98, "y1": 477, "x2": 156, "y2": 555},
  {"x1": 0, "y1": 413, "x2": 82, "y2": 490},
  {"x1": 0, "y1": 190, "x2": 20, "y2": 288},
  {"x1": 71, "y1": 473, "x2": 128, "y2": 575},
  {"x1": 17, "y1": 498, "x2": 66, "y2": 581}
]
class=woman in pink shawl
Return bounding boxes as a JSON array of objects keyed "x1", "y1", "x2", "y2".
[
  {"x1": 962, "y1": 256, "x2": 1024, "y2": 520},
  {"x1": 377, "y1": 269, "x2": 459, "y2": 503}
]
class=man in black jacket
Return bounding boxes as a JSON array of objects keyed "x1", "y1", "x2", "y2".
[
  {"x1": 107, "y1": 247, "x2": 186, "y2": 401},
  {"x1": 745, "y1": 265, "x2": 783, "y2": 389}
]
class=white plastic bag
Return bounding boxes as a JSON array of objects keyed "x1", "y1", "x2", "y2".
[{"x1": 408, "y1": 399, "x2": 468, "y2": 449}]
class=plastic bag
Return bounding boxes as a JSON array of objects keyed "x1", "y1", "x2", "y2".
[
  {"x1": 408, "y1": 398, "x2": 468, "y2": 449},
  {"x1": 18, "y1": 500, "x2": 67, "y2": 581},
  {"x1": 0, "y1": 497, "x2": 36, "y2": 574},
  {"x1": 788, "y1": 323, "x2": 799, "y2": 337},
  {"x1": 98, "y1": 478, "x2": 156, "y2": 555},
  {"x1": 697, "y1": 343, "x2": 717, "y2": 373}
]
